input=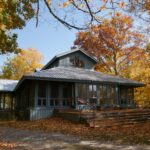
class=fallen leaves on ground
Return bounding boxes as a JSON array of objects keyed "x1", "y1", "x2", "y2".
[
  {"x1": 0, "y1": 141, "x2": 17, "y2": 149},
  {"x1": 0, "y1": 117, "x2": 150, "y2": 145}
]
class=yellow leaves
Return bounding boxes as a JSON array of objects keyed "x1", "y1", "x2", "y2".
[
  {"x1": 129, "y1": 51, "x2": 150, "y2": 108},
  {"x1": 115, "y1": 11, "x2": 121, "y2": 17},
  {"x1": 0, "y1": 142, "x2": 17, "y2": 149},
  {"x1": 2, "y1": 48, "x2": 44, "y2": 80},
  {"x1": 63, "y1": 1, "x2": 70, "y2": 8},
  {"x1": 47, "y1": 0, "x2": 52, "y2": 5},
  {"x1": 100, "y1": 5, "x2": 106, "y2": 11},
  {"x1": 103, "y1": 0, "x2": 108, "y2": 3}
]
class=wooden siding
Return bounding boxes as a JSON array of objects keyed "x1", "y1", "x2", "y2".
[
  {"x1": 30, "y1": 107, "x2": 53, "y2": 120},
  {"x1": 47, "y1": 51, "x2": 96, "y2": 69}
]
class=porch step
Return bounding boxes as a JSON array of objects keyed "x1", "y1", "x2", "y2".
[
  {"x1": 55, "y1": 108, "x2": 150, "y2": 127},
  {"x1": 81, "y1": 109, "x2": 150, "y2": 127},
  {"x1": 91, "y1": 117, "x2": 150, "y2": 128}
]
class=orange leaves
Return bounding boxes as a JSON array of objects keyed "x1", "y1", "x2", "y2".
[
  {"x1": 115, "y1": 11, "x2": 121, "y2": 17},
  {"x1": 0, "y1": 141, "x2": 17, "y2": 149},
  {"x1": 100, "y1": 5, "x2": 106, "y2": 11},
  {"x1": 1, "y1": 117, "x2": 150, "y2": 145},
  {"x1": 47, "y1": 0, "x2": 52, "y2": 5},
  {"x1": 129, "y1": 48, "x2": 150, "y2": 107},
  {"x1": 62, "y1": 0, "x2": 72, "y2": 8},
  {"x1": 74, "y1": 15, "x2": 145, "y2": 76}
]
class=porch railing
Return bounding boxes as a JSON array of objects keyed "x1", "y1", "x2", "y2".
[{"x1": 50, "y1": 98, "x2": 74, "y2": 107}]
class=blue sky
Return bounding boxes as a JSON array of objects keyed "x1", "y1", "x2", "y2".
[{"x1": 0, "y1": 18, "x2": 77, "y2": 69}]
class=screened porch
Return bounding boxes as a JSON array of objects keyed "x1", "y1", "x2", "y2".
[{"x1": 75, "y1": 83, "x2": 135, "y2": 109}]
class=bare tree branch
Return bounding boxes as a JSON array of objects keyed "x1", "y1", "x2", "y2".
[
  {"x1": 44, "y1": 0, "x2": 88, "y2": 30},
  {"x1": 36, "y1": 0, "x2": 40, "y2": 27}
]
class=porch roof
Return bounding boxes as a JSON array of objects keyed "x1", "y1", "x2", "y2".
[
  {"x1": 0, "y1": 79, "x2": 18, "y2": 92},
  {"x1": 15, "y1": 67, "x2": 145, "y2": 91}
]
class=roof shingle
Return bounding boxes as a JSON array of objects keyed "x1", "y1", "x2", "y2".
[{"x1": 22, "y1": 67, "x2": 144, "y2": 86}]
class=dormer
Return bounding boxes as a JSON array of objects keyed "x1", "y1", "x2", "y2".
[{"x1": 42, "y1": 49, "x2": 98, "y2": 70}]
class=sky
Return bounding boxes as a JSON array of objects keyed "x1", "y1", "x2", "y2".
[{"x1": 0, "y1": 17, "x2": 77, "y2": 69}]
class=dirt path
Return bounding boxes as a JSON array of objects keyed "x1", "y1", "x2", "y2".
[{"x1": 0, "y1": 127, "x2": 149, "y2": 150}]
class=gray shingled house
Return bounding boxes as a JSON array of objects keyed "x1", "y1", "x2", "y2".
[{"x1": 0, "y1": 49, "x2": 145, "y2": 120}]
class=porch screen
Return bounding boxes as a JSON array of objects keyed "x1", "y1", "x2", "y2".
[
  {"x1": 88, "y1": 84, "x2": 97, "y2": 105},
  {"x1": 50, "y1": 85, "x2": 59, "y2": 106},
  {"x1": 38, "y1": 83, "x2": 46, "y2": 106},
  {"x1": 120, "y1": 88, "x2": 127, "y2": 105},
  {"x1": 100, "y1": 85, "x2": 115, "y2": 106},
  {"x1": 77, "y1": 84, "x2": 87, "y2": 103},
  {"x1": 0, "y1": 94, "x2": 13, "y2": 110},
  {"x1": 127, "y1": 88, "x2": 134, "y2": 105}
]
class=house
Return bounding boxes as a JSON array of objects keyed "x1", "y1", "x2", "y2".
[{"x1": 0, "y1": 49, "x2": 145, "y2": 120}]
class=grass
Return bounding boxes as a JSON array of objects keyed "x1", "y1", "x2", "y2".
[{"x1": 0, "y1": 117, "x2": 150, "y2": 145}]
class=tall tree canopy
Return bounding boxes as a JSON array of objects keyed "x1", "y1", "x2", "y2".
[
  {"x1": 1, "y1": 0, "x2": 150, "y2": 54},
  {"x1": 1, "y1": 48, "x2": 43, "y2": 80},
  {"x1": 74, "y1": 15, "x2": 145, "y2": 76},
  {"x1": 0, "y1": 0, "x2": 36, "y2": 54},
  {"x1": 129, "y1": 45, "x2": 150, "y2": 107}
]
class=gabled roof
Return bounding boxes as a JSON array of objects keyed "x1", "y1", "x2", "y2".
[
  {"x1": 42, "y1": 48, "x2": 98, "y2": 70},
  {"x1": 15, "y1": 67, "x2": 145, "y2": 91},
  {"x1": 0, "y1": 79, "x2": 18, "y2": 92}
]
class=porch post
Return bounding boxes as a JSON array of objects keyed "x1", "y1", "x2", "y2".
[{"x1": 34, "y1": 82, "x2": 38, "y2": 107}]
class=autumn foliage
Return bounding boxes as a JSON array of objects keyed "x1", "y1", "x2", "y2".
[
  {"x1": 2, "y1": 48, "x2": 43, "y2": 80},
  {"x1": 0, "y1": 117, "x2": 150, "y2": 145},
  {"x1": 75, "y1": 15, "x2": 145, "y2": 76},
  {"x1": 129, "y1": 48, "x2": 150, "y2": 107},
  {"x1": 75, "y1": 15, "x2": 150, "y2": 107}
]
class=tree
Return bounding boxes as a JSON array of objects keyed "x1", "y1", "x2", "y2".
[
  {"x1": 0, "y1": 0, "x2": 36, "y2": 54},
  {"x1": 42, "y1": 0, "x2": 150, "y2": 30},
  {"x1": 1, "y1": 0, "x2": 150, "y2": 54},
  {"x1": 2, "y1": 48, "x2": 43, "y2": 80},
  {"x1": 129, "y1": 47, "x2": 150, "y2": 108},
  {"x1": 74, "y1": 15, "x2": 145, "y2": 76}
]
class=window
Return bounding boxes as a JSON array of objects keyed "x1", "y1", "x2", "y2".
[
  {"x1": 0, "y1": 94, "x2": 4, "y2": 109},
  {"x1": 62, "y1": 85, "x2": 72, "y2": 106},
  {"x1": 70, "y1": 56, "x2": 85, "y2": 68},
  {"x1": 127, "y1": 88, "x2": 134, "y2": 105},
  {"x1": 120, "y1": 88, "x2": 127, "y2": 105},
  {"x1": 100, "y1": 85, "x2": 107, "y2": 105},
  {"x1": 0, "y1": 93, "x2": 13, "y2": 110},
  {"x1": 107, "y1": 86, "x2": 115, "y2": 105},
  {"x1": 5, "y1": 94, "x2": 12, "y2": 109},
  {"x1": 88, "y1": 84, "x2": 97, "y2": 98},
  {"x1": 88, "y1": 84, "x2": 97, "y2": 105},
  {"x1": 38, "y1": 83, "x2": 46, "y2": 107}
]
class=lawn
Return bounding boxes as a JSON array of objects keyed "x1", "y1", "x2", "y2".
[{"x1": 0, "y1": 117, "x2": 150, "y2": 145}]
